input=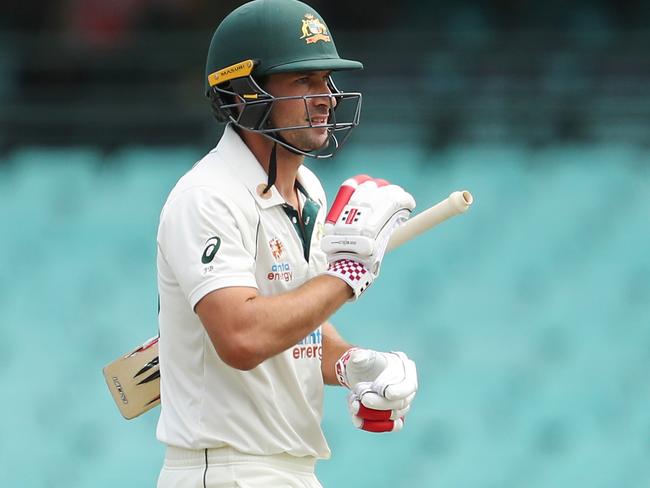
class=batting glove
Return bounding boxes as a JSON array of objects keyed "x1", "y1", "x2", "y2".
[
  {"x1": 335, "y1": 347, "x2": 418, "y2": 433},
  {"x1": 321, "y1": 175, "x2": 415, "y2": 299}
]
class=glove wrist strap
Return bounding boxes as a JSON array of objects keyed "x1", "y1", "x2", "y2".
[
  {"x1": 324, "y1": 259, "x2": 373, "y2": 300},
  {"x1": 335, "y1": 347, "x2": 361, "y2": 388}
]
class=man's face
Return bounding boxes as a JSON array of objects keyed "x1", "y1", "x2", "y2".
[{"x1": 263, "y1": 71, "x2": 337, "y2": 152}]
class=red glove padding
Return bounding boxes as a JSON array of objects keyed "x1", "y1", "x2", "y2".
[
  {"x1": 336, "y1": 347, "x2": 418, "y2": 433},
  {"x1": 348, "y1": 397, "x2": 410, "y2": 433}
]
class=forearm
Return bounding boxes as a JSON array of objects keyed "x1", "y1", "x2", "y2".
[
  {"x1": 321, "y1": 322, "x2": 353, "y2": 385},
  {"x1": 246, "y1": 275, "x2": 351, "y2": 357},
  {"x1": 197, "y1": 274, "x2": 352, "y2": 370}
]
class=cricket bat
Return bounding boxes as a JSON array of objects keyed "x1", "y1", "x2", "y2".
[
  {"x1": 103, "y1": 190, "x2": 473, "y2": 419},
  {"x1": 103, "y1": 335, "x2": 160, "y2": 419}
]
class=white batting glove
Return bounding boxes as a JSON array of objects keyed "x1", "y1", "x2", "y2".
[
  {"x1": 321, "y1": 175, "x2": 415, "y2": 299},
  {"x1": 335, "y1": 347, "x2": 418, "y2": 433}
]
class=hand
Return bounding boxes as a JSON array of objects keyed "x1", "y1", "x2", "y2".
[
  {"x1": 335, "y1": 347, "x2": 418, "y2": 433},
  {"x1": 321, "y1": 175, "x2": 415, "y2": 299}
]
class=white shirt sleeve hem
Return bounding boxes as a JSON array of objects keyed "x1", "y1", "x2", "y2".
[{"x1": 189, "y1": 275, "x2": 258, "y2": 310}]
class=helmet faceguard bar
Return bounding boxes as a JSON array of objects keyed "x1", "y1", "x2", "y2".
[
  {"x1": 221, "y1": 94, "x2": 362, "y2": 133},
  {"x1": 211, "y1": 74, "x2": 362, "y2": 158}
]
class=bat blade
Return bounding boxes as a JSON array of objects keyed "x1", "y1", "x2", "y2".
[
  {"x1": 102, "y1": 336, "x2": 160, "y2": 419},
  {"x1": 103, "y1": 189, "x2": 473, "y2": 420}
]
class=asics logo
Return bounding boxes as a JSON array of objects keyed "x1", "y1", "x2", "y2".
[{"x1": 201, "y1": 236, "x2": 221, "y2": 264}]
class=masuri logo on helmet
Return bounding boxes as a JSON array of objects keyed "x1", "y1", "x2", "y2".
[
  {"x1": 205, "y1": 0, "x2": 363, "y2": 159},
  {"x1": 207, "y1": 60, "x2": 256, "y2": 89}
]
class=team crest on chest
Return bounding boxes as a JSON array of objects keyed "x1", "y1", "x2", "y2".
[
  {"x1": 267, "y1": 237, "x2": 293, "y2": 282},
  {"x1": 269, "y1": 237, "x2": 284, "y2": 260},
  {"x1": 300, "y1": 14, "x2": 331, "y2": 44}
]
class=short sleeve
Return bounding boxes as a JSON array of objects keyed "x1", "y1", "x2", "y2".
[{"x1": 158, "y1": 186, "x2": 258, "y2": 309}]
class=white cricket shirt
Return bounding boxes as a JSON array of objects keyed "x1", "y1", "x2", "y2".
[{"x1": 155, "y1": 124, "x2": 331, "y2": 459}]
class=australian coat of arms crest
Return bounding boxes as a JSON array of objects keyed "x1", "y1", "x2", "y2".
[{"x1": 300, "y1": 14, "x2": 331, "y2": 44}]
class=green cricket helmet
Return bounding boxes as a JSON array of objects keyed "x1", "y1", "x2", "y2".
[{"x1": 205, "y1": 0, "x2": 363, "y2": 159}]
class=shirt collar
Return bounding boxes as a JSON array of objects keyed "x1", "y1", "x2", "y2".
[
  {"x1": 214, "y1": 124, "x2": 285, "y2": 209},
  {"x1": 214, "y1": 124, "x2": 319, "y2": 210}
]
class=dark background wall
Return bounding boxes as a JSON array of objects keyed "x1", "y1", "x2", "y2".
[{"x1": 2, "y1": 0, "x2": 650, "y2": 150}]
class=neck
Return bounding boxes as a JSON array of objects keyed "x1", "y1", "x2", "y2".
[{"x1": 240, "y1": 130, "x2": 304, "y2": 201}]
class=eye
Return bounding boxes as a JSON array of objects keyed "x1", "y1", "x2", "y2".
[{"x1": 295, "y1": 76, "x2": 310, "y2": 85}]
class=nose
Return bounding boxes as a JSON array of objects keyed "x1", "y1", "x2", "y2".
[{"x1": 313, "y1": 80, "x2": 337, "y2": 110}]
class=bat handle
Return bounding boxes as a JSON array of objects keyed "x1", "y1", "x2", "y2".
[
  {"x1": 386, "y1": 190, "x2": 473, "y2": 252},
  {"x1": 449, "y1": 190, "x2": 474, "y2": 212}
]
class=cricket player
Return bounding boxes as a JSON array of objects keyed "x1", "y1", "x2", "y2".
[{"x1": 156, "y1": 1, "x2": 419, "y2": 486}]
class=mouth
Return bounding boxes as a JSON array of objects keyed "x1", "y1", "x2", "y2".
[{"x1": 309, "y1": 115, "x2": 329, "y2": 126}]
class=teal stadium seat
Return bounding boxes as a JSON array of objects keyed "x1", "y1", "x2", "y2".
[{"x1": 2, "y1": 143, "x2": 650, "y2": 487}]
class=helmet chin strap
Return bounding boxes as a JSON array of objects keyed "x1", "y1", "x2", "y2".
[
  {"x1": 261, "y1": 131, "x2": 305, "y2": 195},
  {"x1": 262, "y1": 142, "x2": 278, "y2": 194}
]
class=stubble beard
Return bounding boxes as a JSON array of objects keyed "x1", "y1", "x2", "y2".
[
  {"x1": 268, "y1": 104, "x2": 330, "y2": 153},
  {"x1": 287, "y1": 126, "x2": 329, "y2": 152}
]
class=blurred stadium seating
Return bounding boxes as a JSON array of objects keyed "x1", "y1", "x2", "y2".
[
  {"x1": 1, "y1": 0, "x2": 650, "y2": 487},
  {"x1": 1, "y1": 141, "x2": 649, "y2": 487}
]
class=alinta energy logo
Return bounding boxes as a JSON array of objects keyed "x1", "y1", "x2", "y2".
[
  {"x1": 201, "y1": 236, "x2": 221, "y2": 264},
  {"x1": 292, "y1": 328, "x2": 322, "y2": 360},
  {"x1": 267, "y1": 262, "x2": 293, "y2": 282}
]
